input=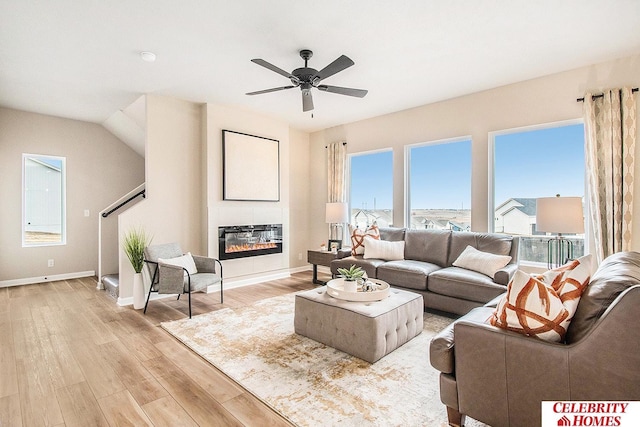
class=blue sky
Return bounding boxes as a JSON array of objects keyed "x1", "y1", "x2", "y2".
[{"x1": 350, "y1": 123, "x2": 585, "y2": 210}]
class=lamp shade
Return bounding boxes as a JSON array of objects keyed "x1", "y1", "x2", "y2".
[
  {"x1": 536, "y1": 196, "x2": 584, "y2": 234},
  {"x1": 325, "y1": 202, "x2": 349, "y2": 224}
]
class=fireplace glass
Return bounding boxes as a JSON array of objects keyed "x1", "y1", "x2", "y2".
[{"x1": 218, "y1": 224, "x2": 283, "y2": 260}]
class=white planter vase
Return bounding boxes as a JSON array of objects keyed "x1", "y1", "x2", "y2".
[
  {"x1": 133, "y1": 272, "x2": 144, "y2": 309},
  {"x1": 343, "y1": 279, "x2": 358, "y2": 293}
]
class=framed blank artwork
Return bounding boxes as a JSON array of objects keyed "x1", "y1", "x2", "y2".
[{"x1": 222, "y1": 130, "x2": 280, "y2": 201}]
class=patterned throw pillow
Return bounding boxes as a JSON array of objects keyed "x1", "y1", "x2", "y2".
[
  {"x1": 350, "y1": 223, "x2": 380, "y2": 255},
  {"x1": 489, "y1": 255, "x2": 592, "y2": 342}
]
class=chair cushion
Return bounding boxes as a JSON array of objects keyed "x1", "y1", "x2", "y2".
[{"x1": 187, "y1": 273, "x2": 222, "y2": 293}]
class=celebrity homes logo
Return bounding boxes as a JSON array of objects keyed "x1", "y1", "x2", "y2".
[{"x1": 542, "y1": 401, "x2": 640, "y2": 426}]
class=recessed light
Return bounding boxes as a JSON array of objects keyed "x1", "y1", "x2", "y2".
[{"x1": 140, "y1": 51, "x2": 156, "y2": 62}]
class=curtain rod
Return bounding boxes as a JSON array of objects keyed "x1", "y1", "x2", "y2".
[
  {"x1": 576, "y1": 87, "x2": 638, "y2": 102},
  {"x1": 325, "y1": 142, "x2": 347, "y2": 148}
]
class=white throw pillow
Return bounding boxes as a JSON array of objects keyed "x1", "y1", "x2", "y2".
[
  {"x1": 452, "y1": 245, "x2": 511, "y2": 278},
  {"x1": 158, "y1": 252, "x2": 198, "y2": 276},
  {"x1": 363, "y1": 236, "x2": 405, "y2": 261}
]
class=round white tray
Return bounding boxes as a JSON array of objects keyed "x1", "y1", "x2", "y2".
[{"x1": 326, "y1": 278, "x2": 391, "y2": 302}]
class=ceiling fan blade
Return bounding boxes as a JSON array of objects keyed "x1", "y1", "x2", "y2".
[
  {"x1": 251, "y1": 59, "x2": 299, "y2": 83},
  {"x1": 313, "y1": 55, "x2": 354, "y2": 82},
  {"x1": 246, "y1": 86, "x2": 295, "y2": 95},
  {"x1": 302, "y1": 90, "x2": 314, "y2": 112},
  {"x1": 317, "y1": 85, "x2": 368, "y2": 98}
]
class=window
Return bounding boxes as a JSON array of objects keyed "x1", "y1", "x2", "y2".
[
  {"x1": 406, "y1": 137, "x2": 471, "y2": 231},
  {"x1": 490, "y1": 121, "x2": 585, "y2": 264},
  {"x1": 22, "y1": 154, "x2": 66, "y2": 246},
  {"x1": 349, "y1": 150, "x2": 393, "y2": 228}
]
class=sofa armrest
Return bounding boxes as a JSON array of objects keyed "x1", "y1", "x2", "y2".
[
  {"x1": 336, "y1": 248, "x2": 352, "y2": 259},
  {"x1": 453, "y1": 321, "x2": 571, "y2": 426},
  {"x1": 493, "y1": 262, "x2": 518, "y2": 285}
]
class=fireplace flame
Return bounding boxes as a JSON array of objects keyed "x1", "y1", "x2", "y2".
[{"x1": 226, "y1": 242, "x2": 278, "y2": 253}]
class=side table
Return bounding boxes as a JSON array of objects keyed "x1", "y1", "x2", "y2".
[{"x1": 307, "y1": 249, "x2": 338, "y2": 285}]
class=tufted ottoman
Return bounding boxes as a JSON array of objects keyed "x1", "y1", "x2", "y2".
[{"x1": 294, "y1": 286, "x2": 424, "y2": 363}]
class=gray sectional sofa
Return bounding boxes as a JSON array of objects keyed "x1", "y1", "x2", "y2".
[{"x1": 330, "y1": 228, "x2": 520, "y2": 315}]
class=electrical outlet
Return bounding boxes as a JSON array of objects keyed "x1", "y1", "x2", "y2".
[
  {"x1": 84, "y1": 209, "x2": 90, "y2": 217},
  {"x1": 48, "y1": 259, "x2": 54, "y2": 267},
  {"x1": 298, "y1": 253, "x2": 302, "y2": 260}
]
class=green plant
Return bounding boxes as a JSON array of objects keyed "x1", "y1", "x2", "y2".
[
  {"x1": 123, "y1": 227, "x2": 152, "y2": 273},
  {"x1": 337, "y1": 265, "x2": 365, "y2": 281}
]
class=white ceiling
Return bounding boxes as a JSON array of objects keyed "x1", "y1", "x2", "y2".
[{"x1": 1, "y1": 1, "x2": 640, "y2": 133}]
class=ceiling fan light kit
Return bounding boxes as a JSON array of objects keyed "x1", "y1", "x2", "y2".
[{"x1": 246, "y1": 49, "x2": 368, "y2": 112}]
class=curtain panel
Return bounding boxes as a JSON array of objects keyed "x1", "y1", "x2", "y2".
[
  {"x1": 583, "y1": 87, "x2": 637, "y2": 263},
  {"x1": 327, "y1": 142, "x2": 347, "y2": 203}
]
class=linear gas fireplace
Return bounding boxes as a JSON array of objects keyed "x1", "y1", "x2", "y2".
[{"x1": 218, "y1": 224, "x2": 283, "y2": 260}]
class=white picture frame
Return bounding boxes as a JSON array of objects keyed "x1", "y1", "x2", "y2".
[{"x1": 222, "y1": 130, "x2": 280, "y2": 201}]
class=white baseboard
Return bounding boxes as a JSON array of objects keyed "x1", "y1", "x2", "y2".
[{"x1": 0, "y1": 271, "x2": 96, "y2": 288}]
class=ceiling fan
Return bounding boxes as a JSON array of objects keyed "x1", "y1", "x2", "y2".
[{"x1": 246, "y1": 49, "x2": 368, "y2": 112}]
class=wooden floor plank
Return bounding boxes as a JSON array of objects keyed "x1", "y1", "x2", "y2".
[
  {"x1": 0, "y1": 318, "x2": 18, "y2": 398},
  {"x1": 55, "y1": 381, "x2": 109, "y2": 427},
  {"x1": 0, "y1": 394, "x2": 22, "y2": 427},
  {"x1": 142, "y1": 396, "x2": 199, "y2": 427},
  {"x1": 97, "y1": 390, "x2": 153, "y2": 427}
]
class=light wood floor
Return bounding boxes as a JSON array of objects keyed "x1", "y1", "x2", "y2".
[{"x1": 0, "y1": 270, "x2": 324, "y2": 426}]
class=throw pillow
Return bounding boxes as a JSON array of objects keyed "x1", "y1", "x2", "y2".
[
  {"x1": 489, "y1": 255, "x2": 592, "y2": 342},
  {"x1": 452, "y1": 245, "x2": 512, "y2": 278},
  {"x1": 158, "y1": 252, "x2": 198, "y2": 276},
  {"x1": 350, "y1": 223, "x2": 380, "y2": 255},
  {"x1": 363, "y1": 235, "x2": 405, "y2": 260}
]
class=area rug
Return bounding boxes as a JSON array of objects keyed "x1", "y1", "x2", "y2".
[{"x1": 161, "y1": 292, "x2": 481, "y2": 427}]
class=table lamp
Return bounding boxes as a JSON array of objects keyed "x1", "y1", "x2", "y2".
[
  {"x1": 326, "y1": 202, "x2": 349, "y2": 243},
  {"x1": 536, "y1": 195, "x2": 584, "y2": 268}
]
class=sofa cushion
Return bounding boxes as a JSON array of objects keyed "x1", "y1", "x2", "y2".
[
  {"x1": 566, "y1": 251, "x2": 640, "y2": 343},
  {"x1": 350, "y1": 223, "x2": 380, "y2": 255},
  {"x1": 452, "y1": 245, "x2": 512, "y2": 278},
  {"x1": 429, "y1": 306, "x2": 495, "y2": 374},
  {"x1": 490, "y1": 255, "x2": 591, "y2": 342},
  {"x1": 330, "y1": 256, "x2": 385, "y2": 279},
  {"x1": 448, "y1": 232, "x2": 513, "y2": 267},
  {"x1": 379, "y1": 227, "x2": 406, "y2": 242},
  {"x1": 377, "y1": 260, "x2": 441, "y2": 291},
  {"x1": 363, "y1": 236, "x2": 405, "y2": 261},
  {"x1": 428, "y1": 267, "x2": 508, "y2": 303},
  {"x1": 404, "y1": 229, "x2": 451, "y2": 266}
]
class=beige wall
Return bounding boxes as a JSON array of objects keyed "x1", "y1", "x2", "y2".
[
  {"x1": 118, "y1": 95, "x2": 203, "y2": 302},
  {"x1": 0, "y1": 107, "x2": 144, "y2": 283},
  {"x1": 203, "y1": 104, "x2": 294, "y2": 281},
  {"x1": 288, "y1": 128, "x2": 311, "y2": 268},
  {"x1": 309, "y1": 54, "x2": 640, "y2": 255}
]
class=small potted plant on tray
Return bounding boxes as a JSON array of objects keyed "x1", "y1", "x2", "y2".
[{"x1": 337, "y1": 265, "x2": 365, "y2": 293}]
